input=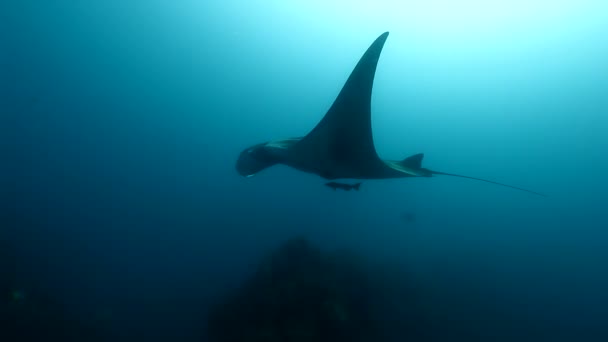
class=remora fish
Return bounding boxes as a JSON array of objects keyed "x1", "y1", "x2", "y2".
[{"x1": 325, "y1": 182, "x2": 362, "y2": 191}]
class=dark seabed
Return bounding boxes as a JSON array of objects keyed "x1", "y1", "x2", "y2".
[{"x1": 3, "y1": 1, "x2": 608, "y2": 341}]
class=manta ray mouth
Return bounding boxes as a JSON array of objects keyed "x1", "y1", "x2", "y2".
[{"x1": 236, "y1": 143, "x2": 278, "y2": 177}]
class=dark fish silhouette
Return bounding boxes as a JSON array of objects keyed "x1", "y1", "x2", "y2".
[
  {"x1": 400, "y1": 212, "x2": 416, "y2": 223},
  {"x1": 236, "y1": 32, "x2": 545, "y2": 197},
  {"x1": 325, "y1": 182, "x2": 362, "y2": 191}
]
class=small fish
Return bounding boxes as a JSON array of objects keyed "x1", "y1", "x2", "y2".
[
  {"x1": 10, "y1": 289, "x2": 26, "y2": 302},
  {"x1": 325, "y1": 182, "x2": 362, "y2": 191},
  {"x1": 400, "y1": 212, "x2": 416, "y2": 223}
]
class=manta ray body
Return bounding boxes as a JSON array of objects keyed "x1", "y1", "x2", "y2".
[{"x1": 236, "y1": 32, "x2": 543, "y2": 196}]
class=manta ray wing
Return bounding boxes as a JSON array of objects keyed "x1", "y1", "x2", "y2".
[{"x1": 291, "y1": 32, "x2": 390, "y2": 179}]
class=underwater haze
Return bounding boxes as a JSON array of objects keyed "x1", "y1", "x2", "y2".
[{"x1": 3, "y1": 0, "x2": 608, "y2": 341}]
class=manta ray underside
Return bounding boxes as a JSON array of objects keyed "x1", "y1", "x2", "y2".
[{"x1": 236, "y1": 32, "x2": 545, "y2": 196}]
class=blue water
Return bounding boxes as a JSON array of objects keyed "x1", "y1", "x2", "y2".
[{"x1": 3, "y1": 1, "x2": 608, "y2": 341}]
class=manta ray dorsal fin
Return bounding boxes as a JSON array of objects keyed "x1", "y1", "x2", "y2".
[
  {"x1": 400, "y1": 153, "x2": 424, "y2": 169},
  {"x1": 293, "y1": 32, "x2": 390, "y2": 176}
]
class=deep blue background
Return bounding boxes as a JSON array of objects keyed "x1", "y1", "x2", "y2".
[{"x1": 3, "y1": 1, "x2": 608, "y2": 340}]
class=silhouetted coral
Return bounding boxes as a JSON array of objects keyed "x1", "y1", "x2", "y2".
[{"x1": 207, "y1": 237, "x2": 378, "y2": 342}]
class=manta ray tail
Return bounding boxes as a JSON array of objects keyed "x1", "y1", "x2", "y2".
[{"x1": 424, "y1": 169, "x2": 546, "y2": 197}]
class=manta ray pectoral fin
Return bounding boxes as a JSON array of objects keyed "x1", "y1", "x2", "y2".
[
  {"x1": 291, "y1": 32, "x2": 391, "y2": 177},
  {"x1": 424, "y1": 169, "x2": 547, "y2": 197}
]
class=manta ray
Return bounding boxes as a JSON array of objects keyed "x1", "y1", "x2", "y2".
[{"x1": 236, "y1": 32, "x2": 544, "y2": 196}]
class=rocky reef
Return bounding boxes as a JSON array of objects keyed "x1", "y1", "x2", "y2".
[{"x1": 207, "y1": 237, "x2": 379, "y2": 342}]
